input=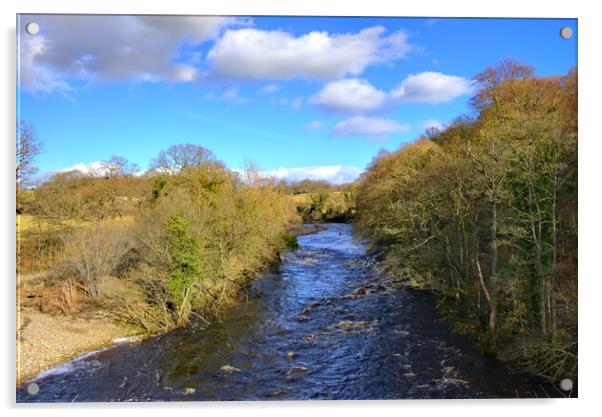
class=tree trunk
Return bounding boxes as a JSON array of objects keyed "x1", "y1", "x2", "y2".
[
  {"x1": 489, "y1": 199, "x2": 498, "y2": 345},
  {"x1": 550, "y1": 168, "x2": 559, "y2": 335}
]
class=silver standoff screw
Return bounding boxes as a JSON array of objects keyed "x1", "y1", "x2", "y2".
[
  {"x1": 26, "y1": 382, "x2": 40, "y2": 395},
  {"x1": 559, "y1": 378, "x2": 573, "y2": 392}
]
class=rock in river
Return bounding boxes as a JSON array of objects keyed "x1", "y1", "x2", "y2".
[
  {"x1": 220, "y1": 365, "x2": 241, "y2": 373},
  {"x1": 338, "y1": 320, "x2": 378, "y2": 331},
  {"x1": 287, "y1": 366, "x2": 309, "y2": 375}
]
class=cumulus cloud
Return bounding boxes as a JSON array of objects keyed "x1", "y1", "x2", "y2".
[
  {"x1": 309, "y1": 72, "x2": 472, "y2": 115},
  {"x1": 19, "y1": 35, "x2": 73, "y2": 95},
  {"x1": 309, "y1": 78, "x2": 388, "y2": 114},
  {"x1": 391, "y1": 71, "x2": 473, "y2": 104},
  {"x1": 19, "y1": 15, "x2": 244, "y2": 93},
  {"x1": 305, "y1": 120, "x2": 323, "y2": 130},
  {"x1": 332, "y1": 116, "x2": 410, "y2": 139},
  {"x1": 206, "y1": 26, "x2": 412, "y2": 80},
  {"x1": 265, "y1": 165, "x2": 363, "y2": 184}
]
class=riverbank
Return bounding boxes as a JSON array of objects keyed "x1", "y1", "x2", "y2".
[
  {"x1": 16, "y1": 226, "x2": 318, "y2": 385},
  {"x1": 16, "y1": 271, "x2": 139, "y2": 384},
  {"x1": 17, "y1": 308, "x2": 136, "y2": 384},
  {"x1": 19, "y1": 224, "x2": 560, "y2": 402},
  {"x1": 289, "y1": 223, "x2": 326, "y2": 237}
]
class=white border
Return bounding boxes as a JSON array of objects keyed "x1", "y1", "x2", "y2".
[{"x1": 2, "y1": 1, "x2": 600, "y2": 416}]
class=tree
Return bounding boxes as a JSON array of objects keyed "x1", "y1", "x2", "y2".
[
  {"x1": 165, "y1": 215, "x2": 203, "y2": 326},
  {"x1": 100, "y1": 155, "x2": 140, "y2": 178},
  {"x1": 130, "y1": 152, "x2": 297, "y2": 329},
  {"x1": 150, "y1": 143, "x2": 216, "y2": 174},
  {"x1": 466, "y1": 137, "x2": 514, "y2": 345},
  {"x1": 354, "y1": 62, "x2": 577, "y2": 379},
  {"x1": 16, "y1": 121, "x2": 42, "y2": 213},
  {"x1": 470, "y1": 60, "x2": 535, "y2": 117}
]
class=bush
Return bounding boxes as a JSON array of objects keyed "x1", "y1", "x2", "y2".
[
  {"x1": 62, "y1": 223, "x2": 132, "y2": 296},
  {"x1": 37, "y1": 277, "x2": 79, "y2": 315},
  {"x1": 165, "y1": 215, "x2": 203, "y2": 326},
  {"x1": 282, "y1": 234, "x2": 300, "y2": 250},
  {"x1": 123, "y1": 161, "x2": 298, "y2": 330}
]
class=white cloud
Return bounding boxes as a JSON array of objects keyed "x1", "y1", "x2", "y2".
[
  {"x1": 420, "y1": 119, "x2": 444, "y2": 131},
  {"x1": 207, "y1": 26, "x2": 412, "y2": 80},
  {"x1": 332, "y1": 116, "x2": 410, "y2": 138},
  {"x1": 19, "y1": 35, "x2": 73, "y2": 95},
  {"x1": 220, "y1": 87, "x2": 248, "y2": 104},
  {"x1": 264, "y1": 165, "x2": 363, "y2": 184},
  {"x1": 305, "y1": 121, "x2": 323, "y2": 130},
  {"x1": 309, "y1": 78, "x2": 388, "y2": 114},
  {"x1": 60, "y1": 161, "x2": 106, "y2": 175},
  {"x1": 391, "y1": 71, "x2": 473, "y2": 104},
  {"x1": 309, "y1": 72, "x2": 472, "y2": 115},
  {"x1": 204, "y1": 87, "x2": 248, "y2": 104},
  {"x1": 258, "y1": 84, "x2": 279, "y2": 94},
  {"x1": 19, "y1": 15, "x2": 245, "y2": 93},
  {"x1": 59, "y1": 161, "x2": 147, "y2": 177}
]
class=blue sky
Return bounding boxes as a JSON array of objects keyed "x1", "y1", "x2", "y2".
[{"x1": 17, "y1": 15, "x2": 577, "y2": 183}]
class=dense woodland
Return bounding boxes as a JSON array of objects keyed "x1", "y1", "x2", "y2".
[
  {"x1": 17, "y1": 60, "x2": 577, "y2": 382},
  {"x1": 287, "y1": 180, "x2": 356, "y2": 222},
  {"x1": 354, "y1": 61, "x2": 577, "y2": 380}
]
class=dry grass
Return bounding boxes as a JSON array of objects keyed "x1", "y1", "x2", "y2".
[
  {"x1": 17, "y1": 214, "x2": 83, "y2": 236},
  {"x1": 17, "y1": 214, "x2": 136, "y2": 274},
  {"x1": 17, "y1": 214, "x2": 135, "y2": 234},
  {"x1": 288, "y1": 191, "x2": 349, "y2": 205}
]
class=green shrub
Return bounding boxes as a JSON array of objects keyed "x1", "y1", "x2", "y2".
[{"x1": 282, "y1": 234, "x2": 300, "y2": 250}]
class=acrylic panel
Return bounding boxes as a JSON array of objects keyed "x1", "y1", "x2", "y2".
[{"x1": 16, "y1": 14, "x2": 578, "y2": 402}]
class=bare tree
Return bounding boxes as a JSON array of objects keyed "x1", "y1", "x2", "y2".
[
  {"x1": 150, "y1": 144, "x2": 216, "y2": 174},
  {"x1": 100, "y1": 155, "x2": 141, "y2": 177},
  {"x1": 16, "y1": 121, "x2": 42, "y2": 213},
  {"x1": 470, "y1": 60, "x2": 535, "y2": 123},
  {"x1": 62, "y1": 224, "x2": 132, "y2": 296}
]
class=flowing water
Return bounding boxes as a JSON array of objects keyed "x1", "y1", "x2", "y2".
[{"x1": 18, "y1": 223, "x2": 557, "y2": 402}]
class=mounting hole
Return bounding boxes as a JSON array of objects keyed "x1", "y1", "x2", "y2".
[{"x1": 560, "y1": 27, "x2": 573, "y2": 39}]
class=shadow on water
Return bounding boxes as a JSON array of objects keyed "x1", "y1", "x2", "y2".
[{"x1": 17, "y1": 224, "x2": 568, "y2": 402}]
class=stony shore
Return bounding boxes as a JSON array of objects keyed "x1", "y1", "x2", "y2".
[{"x1": 16, "y1": 309, "x2": 133, "y2": 385}]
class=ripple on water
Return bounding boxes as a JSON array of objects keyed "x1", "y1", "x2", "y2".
[{"x1": 18, "y1": 223, "x2": 546, "y2": 402}]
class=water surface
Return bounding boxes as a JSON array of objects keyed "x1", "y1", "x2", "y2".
[{"x1": 18, "y1": 224, "x2": 552, "y2": 402}]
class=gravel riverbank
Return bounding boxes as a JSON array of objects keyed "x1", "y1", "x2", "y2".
[{"x1": 17, "y1": 309, "x2": 134, "y2": 384}]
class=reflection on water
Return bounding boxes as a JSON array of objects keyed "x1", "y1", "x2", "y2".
[{"x1": 18, "y1": 224, "x2": 549, "y2": 402}]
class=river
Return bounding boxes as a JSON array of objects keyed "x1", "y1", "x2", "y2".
[{"x1": 17, "y1": 223, "x2": 557, "y2": 402}]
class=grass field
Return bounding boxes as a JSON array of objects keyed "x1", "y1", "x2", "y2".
[{"x1": 17, "y1": 214, "x2": 135, "y2": 236}]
